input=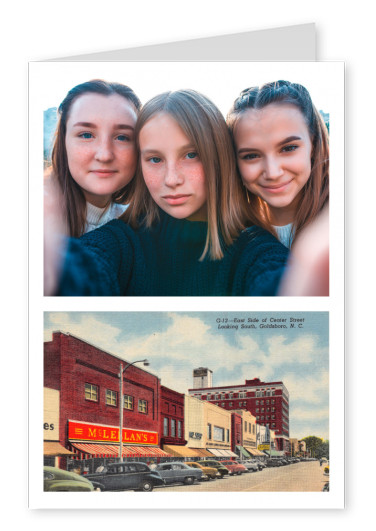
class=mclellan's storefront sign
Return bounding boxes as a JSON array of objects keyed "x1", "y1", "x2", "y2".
[{"x1": 68, "y1": 420, "x2": 159, "y2": 445}]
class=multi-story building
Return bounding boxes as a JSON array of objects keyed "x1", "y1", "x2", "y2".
[
  {"x1": 44, "y1": 331, "x2": 170, "y2": 471},
  {"x1": 184, "y1": 395, "x2": 237, "y2": 459},
  {"x1": 188, "y1": 370, "x2": 290, "y2": 454},
  {"x1": 159, "y1": 385, "x2": 186, "y2": 453}
]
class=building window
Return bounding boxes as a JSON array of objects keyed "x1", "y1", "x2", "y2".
[
  {"x1": 229, "y1": 402, "x2": 233, "y2": 407},
  {"x1": 256, "y1": 400, "x2": 259, "y2": 405},
  {"x1": 138, "y1": 399, "x2": 147, "y2": 414},
  {"x1": 214, "y1": 426, "x2": 225, "y2": 442},
  {"x1": 207, "y1": 423, "x2": 212, "y2": 439},
  {"x1": 245, "y1": 421, "x2": 248, "y2": 432},
  {"x1": 171, "y1": 419, "x2": 176, "y2": 437},
  {"x1": 163, "y1": 417, "x2": 169, "y2": 436},
  {"x1": 178, "y1": 420, "x2": 182, "y2": 438},
  {"x1": 106, "y1": 389, "x2": 117, "y2": 406},
  {"x1": 226, "y1": 429, "x2": 230, "y2": 442},
  {"x1": 221, "y1": 402, "x2": 225, "y2": 407},
  {"x1": 85, "y1": 383, "x2": 98, "y2": 402},
  {"x1": 123, "y1": 395, "x2": 133, "y2": 410}
]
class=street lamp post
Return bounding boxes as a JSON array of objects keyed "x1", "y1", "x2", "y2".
[{"x1": 118, "y1": 359, "x2": 149, "y2": 461}]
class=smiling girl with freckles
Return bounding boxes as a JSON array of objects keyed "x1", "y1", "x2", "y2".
[
  {"x1": 227, "y1": 80, "x2": 329, "y2": 248},
  {"x1": 48, "y1": 89, "x2": 289, "y2": 296}
]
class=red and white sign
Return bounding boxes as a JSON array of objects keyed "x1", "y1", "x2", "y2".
[{"x1": 68, "y1": 420, "x2": 158, "y2": 445}]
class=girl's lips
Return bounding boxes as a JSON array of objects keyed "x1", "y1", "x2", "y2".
[
  {"x1": 260, "y1": 180, "x2": 292, "y2": 193},
  {"x1": 91, "y1": 170, "x2": 117, "y2": 178},
  {"x1": 163, "y1": 194, "x2": 191, "y2": 205}
]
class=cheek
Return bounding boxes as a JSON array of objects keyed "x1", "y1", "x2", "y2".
[
  {"x1": 66, "y1": 142, "x2": 92, "y2": 170},
  {"x1": 119, "y1": 147, "x2": 137, "y2": 174},
  {"x1": 180, "y1": 162, "x2": 206, "y2": 188},
  {"x1": 238, "y1": 161, "x2": 258, "y2": 185},
  {"x1": 141, "y1": 164, "x2": 163, "y2": 193}
]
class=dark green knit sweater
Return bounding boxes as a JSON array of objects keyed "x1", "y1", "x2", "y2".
[{"x1": 58, "y1": 211, "x2": 289, "y2": 296}]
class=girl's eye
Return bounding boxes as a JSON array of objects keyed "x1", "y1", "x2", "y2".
[
  {"x1": 186, "y1": 152, "x2": 198, "y2": 160},
  {"x1": 79, "y1": 132, "x2": 93, "y2": 139},
  {"x1": 242, "y1": 153, "x2": 260, "y2": 160},
  {"x1": 116, "y1": 134, "x2": 131, "y2": 142},
  {"x1": 149, "y1": 156, "x2": 162, "y2": 164},
  {"x1": 282, "y1": 144, "x2": 298, "y2": 153}
]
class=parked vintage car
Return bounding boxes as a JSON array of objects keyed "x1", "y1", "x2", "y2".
[
  {"x1": 85, "y1": 461, "x2": 165, "y2": 491},
  {"x1": 195, "y1": 460, "x2": 229, "y2": 478},
  {"x1": 44, "y1": 466, "x2": 94, "y2": 492},
  {"x1": 241, "y1": 460, "x2": 260, "y2": 473},
  {"x1": 219, "y1": 460, "x2": 247, "y2": 475},
  {"x1": 265, "y1": 459, "x2": 282, "y2": 467},
  {"x1": 184, "y1": 461, "x2": 219, "y2": 480},
  {"x1": 154, "y1": 462, "x2": 203, "y2": 485}
]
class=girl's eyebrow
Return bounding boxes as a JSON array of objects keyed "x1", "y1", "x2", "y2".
[
  {"x1": 141, "y1": 144, "x2": 195, "y2": 156},
  {"x1": 237, "y1": 135, "x2": 302, "y2": 154},
  {"x1": 72, "y1": 121, "x2": 134, "y2": 130},
  {"x1": 276, "y1": 135, "x2": 301, "y2": 147}
]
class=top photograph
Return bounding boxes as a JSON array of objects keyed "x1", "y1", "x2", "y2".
[{"x1": 34, "y1": 61, "x2": 342, "y2": 297}]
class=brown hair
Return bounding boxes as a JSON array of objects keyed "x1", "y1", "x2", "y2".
[
  {"x1": 122, "y1": 89, "x2": 253, "y2": 260},
  {"x1": 51, "y1": 79, "x2": 141, "y2": 237},
  {"x1": 227, "y1": 80, "x2": 329, "y2": 245}
]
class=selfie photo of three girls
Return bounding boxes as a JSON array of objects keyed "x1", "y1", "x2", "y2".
[{"x1": 39, "y1": 62, "x2": 337, "y2": 297}]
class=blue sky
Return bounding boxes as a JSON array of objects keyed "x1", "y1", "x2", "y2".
[{"x1": 44, "y1": 311, "x2": 329, "y2": 441}]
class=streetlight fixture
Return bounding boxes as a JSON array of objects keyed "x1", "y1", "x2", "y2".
[{"x1": 118, "y1": 359, "x2": 150, "y2": 460}]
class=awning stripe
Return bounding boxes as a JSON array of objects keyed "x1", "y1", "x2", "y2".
[{"x1": 70, "y1": 443, "x2": 169, "y2": 458}]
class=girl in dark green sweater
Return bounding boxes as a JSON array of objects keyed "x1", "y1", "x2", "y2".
[{"x1": 51, "y1": 89, "x2": 288, "y2": 296}]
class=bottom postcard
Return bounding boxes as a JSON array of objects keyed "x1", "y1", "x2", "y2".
[{"x1": 31, "y1": 310, "x2": 343, "y2": 509}]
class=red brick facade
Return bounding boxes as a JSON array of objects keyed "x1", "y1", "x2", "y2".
[
  {"x1": 159, "y1": 385, "x2": 186, "y2": 447},
  {"x1": 44, "y1": 332, "x2": 161, "y2": 448},
  {"x1": 231, "y1": 413, "x2": 243, "y2": 452}
]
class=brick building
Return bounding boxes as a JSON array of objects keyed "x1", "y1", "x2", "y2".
[
  {"x1": 159, "y1": 385, "x2": 186, "y2": 453},
  {"x1": 44, "y1": 331, "x2": 169, "y2": 470},
  {"x1": 188, "y1": 370, "x2": 290, "y2": 454}
]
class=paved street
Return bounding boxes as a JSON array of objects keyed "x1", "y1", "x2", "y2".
[{"x1": 155, "y1": 461, "x2": 328, "y2": 492}]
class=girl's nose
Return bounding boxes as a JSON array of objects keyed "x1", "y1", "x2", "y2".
[
  {"x1": 264, "y1": 157, "x2": 284, "y2": 180},
  {"x1": 95, "y1": 138, "x2": 114, "y2": 162},
  {"x1": 164, "y1": 162, "x2": 184, "y2": 187}
]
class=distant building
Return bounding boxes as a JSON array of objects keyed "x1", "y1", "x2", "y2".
[{"x1": 188, "y1": 373, "x2": 290, "y2": 454}]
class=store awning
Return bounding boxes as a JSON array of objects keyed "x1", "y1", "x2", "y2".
[
  {"x1": 191, "y1": 448, "x2": 212, "y2": 457},
  {"x1": 163, "y1": 445, "x2": 201, "y2": 458},
  {"x1": 44, "y1": 442, "x2": 75, "y2": 456},
  {"x1": 236, "y1": 445, "x2": 251, "y2": 458},
  {"x1": 207, "y1": 448, "x2": 236, "y2": 458},
  {"x1": 70, "y1": 443, "x2": 169, "y2": 458},
  {"x1": 263, "y1": 450, "x2": 285, "y2": 457},
  {"x1": 244, "y1": 447, "x2": 265, "y2": 457}
]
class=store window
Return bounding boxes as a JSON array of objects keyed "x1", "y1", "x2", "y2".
[
  {"x1": 123, "y1": 395, "x2": 133, "y2": 410},
  {"x1": 163, "y1": 417, "x2": 169, "y2": 436},
  {"x1": 138, "y1": 399, "x2": 147, "y2": 414},
  {"x1": 214, "y1": 426, "x2": 225, "y2": 442},
  {"x1": 85, "y1": 383, "x2": 98, "y2": 402},
  {"x1": 106, "y1": 389, "x2": 117, "y2": 406}
]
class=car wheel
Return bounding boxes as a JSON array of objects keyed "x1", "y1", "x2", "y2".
[
  {"x1": 184, "y1": 476, "x2": 195, "y2": 485},
  {"x1": 140, "y1": 481, "x2": 153, "y2": 492}
]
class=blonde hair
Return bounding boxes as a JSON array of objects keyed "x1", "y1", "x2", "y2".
[{"x1": 123, "y1": 89, "x2": 254, "y2": 260}]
